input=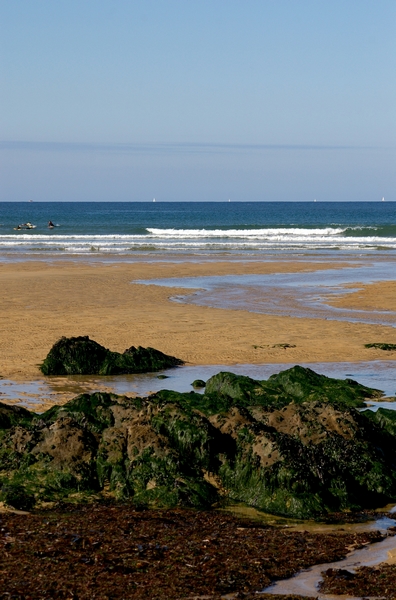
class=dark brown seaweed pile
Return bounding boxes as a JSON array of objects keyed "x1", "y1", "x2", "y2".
[
  {"x1": 320, "y1": 563, "x2": 396, "y2": 599},
  {"x1": 0, "y1": 504, "x2": 383, "y2": 599}
]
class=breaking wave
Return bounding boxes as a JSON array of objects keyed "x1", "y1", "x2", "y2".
[{"x1": 1, "y1": 224, "x2": 396, "y2": 256}]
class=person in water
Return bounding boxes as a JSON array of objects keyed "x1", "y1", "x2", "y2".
[{"x1": 48, "y1": 220, "x2": 55, "y2": 228}]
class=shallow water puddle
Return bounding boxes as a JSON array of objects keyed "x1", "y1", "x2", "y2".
[
  {"x1": 224, "y1": 503, "x2": 396, "y2": 598},
  {"x1": 1, "y1": 360, "x2": 396, "y2": 411},
  {"x1": 224, "y1": 504, "x2": 396, "y2": 534},
  {"x1": 135, "y1": 262, "x2": 396, "y2": 327}
]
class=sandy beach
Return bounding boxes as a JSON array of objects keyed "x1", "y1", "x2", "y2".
[
  {"x1": 2, "y1": 257, "x2": 396, "y2": 597},
  {"x1": 1, "y1": 257, "x2": 396, "y2": 386}
]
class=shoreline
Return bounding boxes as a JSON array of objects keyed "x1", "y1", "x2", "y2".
[{"x1": 2, "y1": 359, "x2": 396, "y2": 414}]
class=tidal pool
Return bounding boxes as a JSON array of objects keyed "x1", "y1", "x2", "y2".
[
  {"x1": 1, "y1": 360, "x2": 395, "y2": 411},
  {"x1": 135, "y1": 261, "x2": 396, "y2": 327}
]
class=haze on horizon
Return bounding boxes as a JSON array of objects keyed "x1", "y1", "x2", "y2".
[{"x1": 1, "y1": 0, "x2": 395, "y2": 202}]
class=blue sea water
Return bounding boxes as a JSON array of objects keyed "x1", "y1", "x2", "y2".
[{"x1": 0, "y1": 201, "x2": 396, "y2": 257}]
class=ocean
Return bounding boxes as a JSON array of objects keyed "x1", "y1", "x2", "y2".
[{"x1": 0, "y1": 201, "x2": 395, "y2": 258}]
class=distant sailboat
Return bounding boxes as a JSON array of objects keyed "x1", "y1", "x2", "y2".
[
  {"x1": 313, "y1": 199, "x2": 317, "y2": 202},
  {"x1": 382, "y1": 197, "x2": 385, "y2": 202},
  {"x1": 153, "y1": 198, "x2": 156, "y2": 202}
]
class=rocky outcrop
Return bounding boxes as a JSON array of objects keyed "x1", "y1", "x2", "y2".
[
  {"x1": 1, "y1": 367, "x2": 395, "y2": 517},
  {"x1": 204, "y1": 366, "x2": 382, "y2": 410},
  {"x1": 39, "y1": 336, "x2": 184, "y2": 375}
]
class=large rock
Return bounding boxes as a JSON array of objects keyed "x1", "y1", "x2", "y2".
[
  {"x1": 39, "y1": 336, "x2": 184, "y2": 375},
  {"x1": 204, "y1": 366, "x2": 382, "y2": 410},
  {"x1": 212, "y1": 401, "x2": 396, "y2": 517},
  {"x1": 1, "y1": 367, "x2": 395, "y2": 517}
]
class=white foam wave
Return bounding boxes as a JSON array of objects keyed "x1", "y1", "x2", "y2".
[
  {"x1": 146, "y1": 227, "x2": 346, "y2": 238},
  {"x1": 1, "y1": 229, "x2": 396, "y2": 255},
  {"x1": 1, "y1": 234, "x2": 146, "y2": 240}
]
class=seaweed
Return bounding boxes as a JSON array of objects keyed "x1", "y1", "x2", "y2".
[
  {"x1": 365, "y1": 342, "x2": 396, "y2": 351},
  {"x1": 1, "y1": 366, "x2": 395, "y2": 517},
  {"x1": 39, "y1": 336, "x2": 184, "y2": 375},
  {"x1": 204, "y1": 366, "x2": 382, "y2": 410},
  {"x1": 1, "y1": 505, "x2": 382, "y2": 598},
  {"x1": 0, "y1": 402, "x2": 33, "y2": 430}
]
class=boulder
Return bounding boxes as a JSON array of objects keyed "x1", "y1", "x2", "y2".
[
  {"x1": 204, "y1": 366, "x2": 382, "y2": 410},
  {"x1": 266, "y1": 366, "x2": 381, "y2": 407},
  {"x1": 39, "y1": 336, "x2": 184, "y2": 375},
  {"x1": 191, "y1": 379, "x2": 206, "y2": 389},
  {"x1": 1, "y1": 367, "x2": 395, "y2": 517}
]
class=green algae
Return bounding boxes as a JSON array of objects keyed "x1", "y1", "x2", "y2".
[
  {"x1": 265, "y1": 365, "x2": 381, "y2": 406},
  {"x1": 0, "y1": 402, "x2": 33, "y2": 430},
  {"x1": 365, "y1": 343, "x2": 396, "y2": 351},
  {"x1": 1, "y1": 366, "x2": 395, "y2": 517},
  {"x1": 192, "y1": 379, "x2": 206, "y2": 389},
  {"x1": 39, "y1": 336, "x2": 184, "y2": 375},
  {"x1": 362, "y1": 407, "x2": 396, "y2": 437},
  {"x1": 155, "y1": 388, "x2": 234, "y2": 416},
  {"x1": 40, "y1": 392, "x2": 121, "y2": 432},
  {"x1": 205, "y1": 366, "x2": 382, "y2": 410}
]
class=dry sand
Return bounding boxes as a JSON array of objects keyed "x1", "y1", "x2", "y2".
[{"x1": 1, "y1": 258, "x2": 396, "y2": 389}]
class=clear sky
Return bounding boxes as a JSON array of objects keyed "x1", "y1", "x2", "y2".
[{"x1": 1, "y1": 0, "x2": 395, "y2": 201}]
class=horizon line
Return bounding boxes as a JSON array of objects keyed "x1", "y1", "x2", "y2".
[{"x1": 0, "y1": 140, "x2": 388, "y2": 153}]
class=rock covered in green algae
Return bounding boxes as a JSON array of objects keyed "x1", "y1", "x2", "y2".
[
  {"x1": 0, "y1": 392, "x2": 219, "y2": 510},
  {"x1": 1, "y1": 366, "x2": 395, "y2": 518},
  {"x1": 191, "y1": 379, "x2": 206, "y2": 389},
  {"x1": 362, "y1": 407, "x2": 396, "y2": 436},
  {"x1": 39, "y1": 336, "x2": 184, "y2": 375},
  {"x1": 205, "y1": 365, "x2": 382, "y2": 410}
]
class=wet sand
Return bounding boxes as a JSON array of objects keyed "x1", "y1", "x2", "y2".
[
  {"x1": 1, "y1": 257, "x2": 396, "y2": 387},
  {"x1": 327, "y1": 279, "x2": 396, "y2": 313}
]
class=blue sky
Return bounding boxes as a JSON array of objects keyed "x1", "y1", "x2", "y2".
[{"x1": 1, "y1": 0, "x2": 395, "y2": 201}]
